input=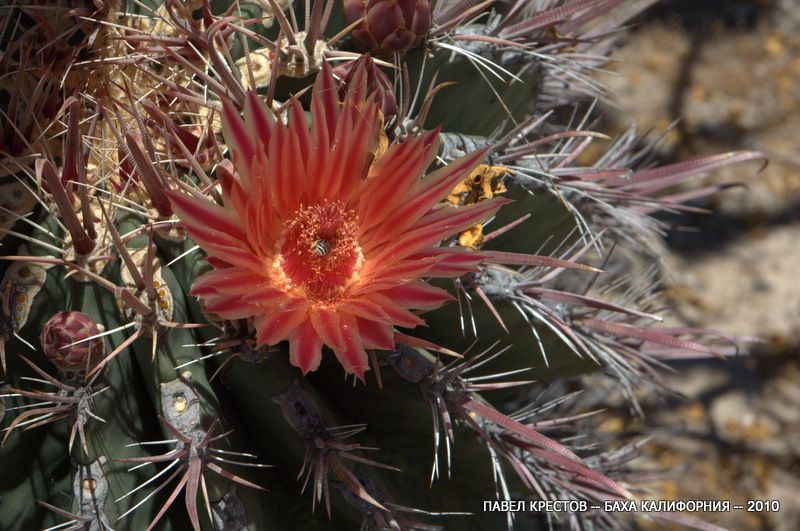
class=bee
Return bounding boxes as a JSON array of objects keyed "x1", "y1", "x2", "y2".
[{"x1": 311, "y1": 239, "x2": 330, "y2": 256}]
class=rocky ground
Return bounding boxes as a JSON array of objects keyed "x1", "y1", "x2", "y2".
[{"x1": 595, "y1": 1, "x2": 800, "y2": 528}]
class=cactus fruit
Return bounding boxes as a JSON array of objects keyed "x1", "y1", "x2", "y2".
[{"x1": 0, "y1": 1, "x2": 765, "y2": 530}]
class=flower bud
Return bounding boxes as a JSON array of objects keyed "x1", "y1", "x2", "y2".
[
  {"x1": 333, "y1": 58, "x2": 397, "y2": 119},
  {"x1": 343, "y1": 0, "x2": 432, "y2": 53},
  {"x1": 40, "y1": 311, "x2": 103, "y2": 379}
]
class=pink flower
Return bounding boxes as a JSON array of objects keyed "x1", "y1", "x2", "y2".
[{"x1": 168, "y1": 63, "x2": 506, "y2": 378}]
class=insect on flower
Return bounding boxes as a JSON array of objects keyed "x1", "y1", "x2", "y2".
[
  {"x1": 311, "y1": 239, "x2": 330, "y2": 257},
  {"x1": 168, "y1": 59, "x2": 508, "y2": 379}
]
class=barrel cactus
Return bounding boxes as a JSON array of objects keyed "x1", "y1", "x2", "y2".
[{"x1": 0, "y1": 1, "x2": 765, "y2": 530}]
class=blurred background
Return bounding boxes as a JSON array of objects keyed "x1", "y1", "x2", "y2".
[{"x1": 594, "y1": 1, "x2": 800, "y2": 528}]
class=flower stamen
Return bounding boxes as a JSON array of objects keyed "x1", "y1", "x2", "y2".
[{"x1": 276, "y1": 202, "x2": 363, "y2": 301}]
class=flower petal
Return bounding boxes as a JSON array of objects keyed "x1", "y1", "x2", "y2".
[
  {"x1": 356, "y1": 318, "x2": 395, "y2": 350},
  {"x1": 222, "y1": 97, "x2": 257, "y2": 188},
  {"x1": 203, "y1": 294, "x2": 260, "y2": 320},
  {"x1": 377, "y1": 281, "x2": 454, "y2": 311},
  {"x1": 190, "y1": 240, "x2": 264, "y2": 273},
  {"x1": 356, "y1": 255, "x2": 441, "y2": 287},
  {"x1": 255, "y1": 307, "x2": 309, "y2": 346},
  {"x1": 217, "y1": 160, "x2": 250, "y2": 230},
  {"x1": 332, "y1": 314, "x2": 369, "y2": 378},
  {"x1": 309, "y1": 306, "x2": 346, "y2": 352},
  {"x1": 357, "y1": 130, "x2": 439, "y2": 236},
  {"x1": 288, "y1": 319, "x2": 324, "y2": 374},
  {"x1": 167, "y1": 189, "x2": 247, "y2": 243},
  {"x1": 363, "y1": 149, "x2": 486, "y2": 247},
  {"x1": 311, "y1": 62, "x2": 339, "y2": 141},
  {"x1": 361, "y1": 293, "x2": 426, "y2": 329},
  {"x1": 190, "y1": 269, "x2": 267, "y2": 297},
  {"x1": 411, "y1": 248, "x2": 486, "y2": 277},
  {"x1": 365, "y1": 198, "x2": 506, "y2": 271},
  {"x1": 243, "y1": 91, "x2": 276, "y2": 154},
  {"x1": 337, "y1": 299, "x2": 394, "y2": 323}
]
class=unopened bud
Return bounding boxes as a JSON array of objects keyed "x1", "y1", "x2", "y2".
[
  {"x1": 343, "y1": 0, "x2": 432, "y2": 53},
  {"x1": 333, "y1": 57, "x2": 397, "y2": 119},
  {"x1": 40, "y1": 311, "x2": 103, "y2": 379}
]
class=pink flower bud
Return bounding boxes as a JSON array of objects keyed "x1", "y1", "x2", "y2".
[
  {"x1": 333, "y1": 57, "x2": 397, "y2": 119},
  {"x1": 343, "y1": 0, "x2": 432, "y2": 53},
  {"x1": 40, "y1": 311, "x2": 103, "y2": 379}
]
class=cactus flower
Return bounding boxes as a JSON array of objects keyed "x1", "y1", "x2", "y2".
[
  {"x1": 343, "y1": 0, "x2": 432, "y2": 53},
  {"x1": 168, "y1": 63, "x2": 505, "y2": 378},
  {"x1": 40, "y1": 311, "x2": 103, "y2": 379}
]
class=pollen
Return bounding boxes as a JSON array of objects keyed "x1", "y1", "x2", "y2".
[
  {"x1": 82, "y1": 478, "x2": 97, "y2": 494},
  {"x1": 276, "y1": 202, "x2": 363, "y2": 301},
  {"x1": 173, "y1": 395, "x2": 188, "y2": 413}
]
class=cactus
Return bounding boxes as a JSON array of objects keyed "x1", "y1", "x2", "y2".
[{"x1": 0, "y1": 1, "x2": 765, "y2": 530}]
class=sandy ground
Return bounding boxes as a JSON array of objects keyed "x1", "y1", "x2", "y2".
[{"x1": 595, "y1": 1, "x2": 800, "y2": 528}]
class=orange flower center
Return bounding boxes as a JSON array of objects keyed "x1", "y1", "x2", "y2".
[{"x1": 278, "y1": 202, "x2": 363, "y2": 300}]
